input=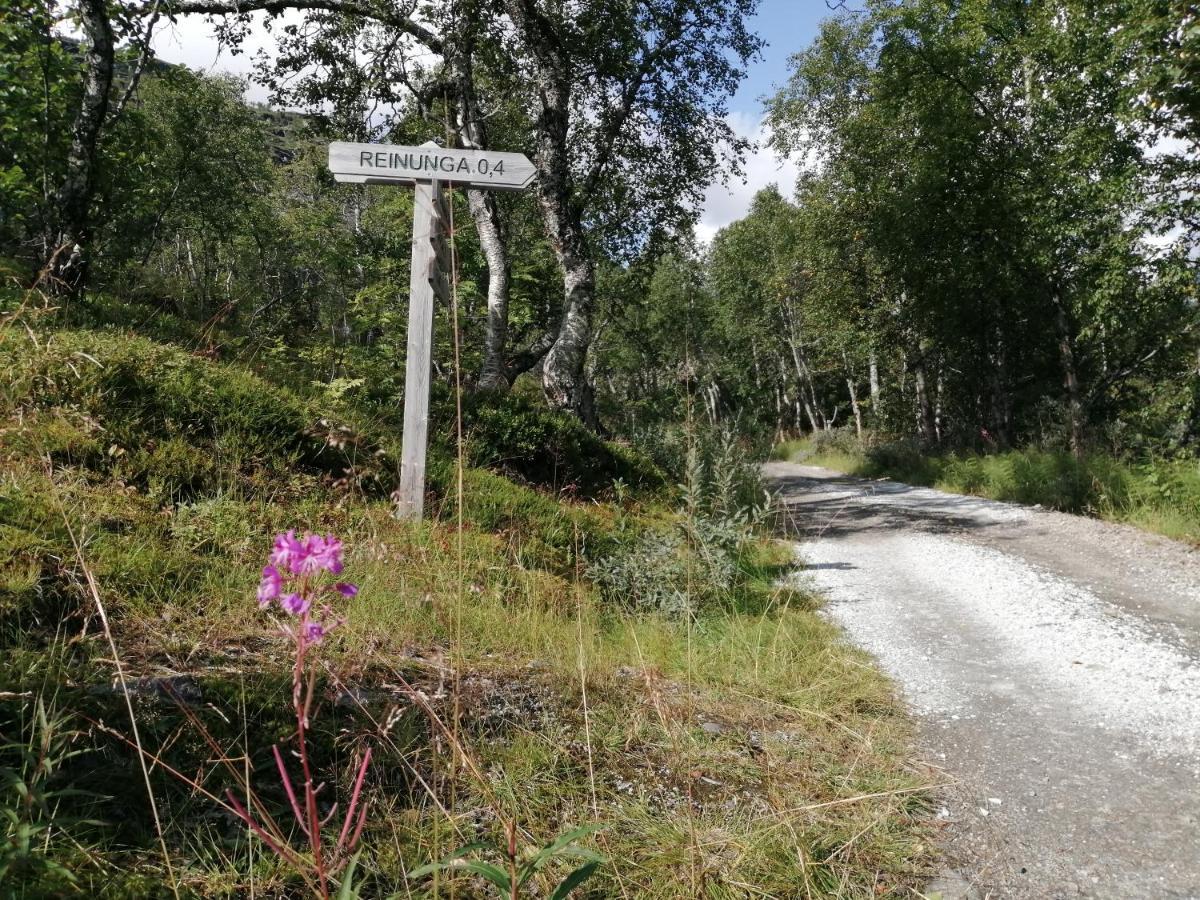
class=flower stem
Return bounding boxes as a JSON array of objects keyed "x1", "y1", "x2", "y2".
[{"x1": 295, "y1": 631, "x2": 329, "y2": 899}]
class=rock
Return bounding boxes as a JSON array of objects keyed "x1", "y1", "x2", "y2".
[{"x1": 925, "y1": 870, "x2": 982, "y2": 900}]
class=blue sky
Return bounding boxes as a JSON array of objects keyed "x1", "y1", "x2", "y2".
[
  {"x1": 148, "y1": 0, "x2": 853, "y2": 237},
  {"x1": 692, "y1": 0, "x2": 858, "y2": 238},
  {"x1": 730, "y1": 0, "x2": 852, "y2": 116}
]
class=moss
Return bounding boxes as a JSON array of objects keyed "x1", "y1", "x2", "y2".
[{"x1": 1, "y1": 328, "x2": 397, "y2": 501}]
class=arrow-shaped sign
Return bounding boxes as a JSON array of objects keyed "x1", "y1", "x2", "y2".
[{"x1": 328, "y1": 141, "x2": 535, "y2": 191}]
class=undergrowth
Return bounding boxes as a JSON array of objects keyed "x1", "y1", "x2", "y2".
[{"x1": 0, "y1": 317, "x2": 933, "y2": 897}]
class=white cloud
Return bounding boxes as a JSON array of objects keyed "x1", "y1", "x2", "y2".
[
  {"x1": 150, "y1": 12, "x2": 301, "y2": 103},
  {"x1": 696, "y1": 112, "x2": 800, "y2": 244}
]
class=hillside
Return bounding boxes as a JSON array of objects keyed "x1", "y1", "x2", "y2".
[{"x1": 0, "y1": 298, "x2": 932, "y2": 897}]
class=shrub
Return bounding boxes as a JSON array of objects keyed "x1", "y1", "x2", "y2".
[
  {"x1": 592, "y1": 428, "x2": 770, "y2": 617},
  {"x1": 862, "y1": 438, "x2": 937, "y2": 483},
  {"x1": 807, "y1": 426, "x2": 865, "y2": 459},
  {"x1": 458, "y1": 392, "x2": 665, "y2": 498}
]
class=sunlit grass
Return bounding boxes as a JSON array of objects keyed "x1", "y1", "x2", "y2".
[{"x1": 0, "y1": 324, "x2": 933, "y2": 897}]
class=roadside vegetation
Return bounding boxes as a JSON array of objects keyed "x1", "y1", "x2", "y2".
[
  {"x1": 777, "y1": 431, "x2": 1200, "y2": 545},
  {"x1": 0, "y1": 299, "x2": 933, "y2": 897}
]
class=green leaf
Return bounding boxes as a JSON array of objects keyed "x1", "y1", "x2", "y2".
[
  {"x1": 447, "y1": 860, "x2": 511, "y2": 893},
  {"x1": 550, "y1": 861, "x2": 602, "y2": 900},
  {"x1": 517, "y1": 824, "x2": 604, "y2": 882},
  {"x1": 408, "y1": 842, "x2": 497, "y2": 879},
  {"x1": 409, "y1": 847, "x2": 511, "y2": 896},
  {"x1": 336, "y1": 851, "x2": 363, "y2": 900}
]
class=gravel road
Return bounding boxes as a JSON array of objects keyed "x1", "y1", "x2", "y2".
[{"x1": 764, "y1": 462, "x2": 1200, "y2": 900}]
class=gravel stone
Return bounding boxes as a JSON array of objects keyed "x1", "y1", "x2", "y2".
[{"x1": 766, "y1": 462, "x2": 1200, "y2": 900}]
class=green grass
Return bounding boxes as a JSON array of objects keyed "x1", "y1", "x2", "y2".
[
  {"x1": 777, "y1": 434, "x2": 1200, "y2": 544},
  {"x1": 0, "y1": 322, "x2": 933, "y2": 898}
]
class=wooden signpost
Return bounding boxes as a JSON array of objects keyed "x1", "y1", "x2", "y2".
[{"x1": 329, "y1": 141, "x2": 534, "y2": 520}]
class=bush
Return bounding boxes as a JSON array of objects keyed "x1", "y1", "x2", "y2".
[
  {"x1": 458, "y1": 392, "x2": 664, "y2": 498},
  {"x1": 590, "y1": 516, "x2": 745, "y2": 617},
  {"x1": 862, "y1": 438, "x2": 938, "y2": 483},
  {"x1": 591, "y1": 427, "x2": 771, "y2": 617},
  {"x1": 808, "y1": 426, "x2": 866, "y2": 459},
  {"x1": 847, "y1": 438, "x2": 1200, "y2": 544}
]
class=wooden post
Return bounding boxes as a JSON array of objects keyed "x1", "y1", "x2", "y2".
[
  {"x1": 328, "y1": 138, "x2": 534, "y2": 521},
  {"x1": 395, "y1": 180, "x2": 443, "y2": 520}
]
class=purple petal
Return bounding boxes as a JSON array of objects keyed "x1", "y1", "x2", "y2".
[
  {"x1": 334, "y1": 582, "x2": 358, "y2": 597},
  {"x1": 257, "y1": 565, "x2": 283, "y2": 606},
  {"x1": 301, "y1": 533, "x2": 344, "y2": 575},
  {"x1": 280, "y1": 592, "x2": 311, "y2": 616},
  {"x1": 269, "y1": 530, "x2": 308, "y2": 575}
]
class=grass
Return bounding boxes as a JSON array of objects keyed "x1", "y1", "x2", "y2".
[
  {"x1": 0, "y1": 319, "x2": 934, "y2": 897},
  {"x1": 777, "y1": 433, "x2": 1200, "y2": 545}
]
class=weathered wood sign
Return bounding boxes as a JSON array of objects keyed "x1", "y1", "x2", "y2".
[
  {"x1": 328, "y1": 141, "x2": 534, "y2": 521},
  {"x1": 329, "y1": 141, "x2": 535, "y2": 191}
]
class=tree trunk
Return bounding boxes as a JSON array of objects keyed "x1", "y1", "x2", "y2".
[
  {"x1": 43, "y1": 0, "x2": 114, "y2": 293},
  {"x1": 869, "y1": 350, "x2": 880, "y2": 406},
  {"x1": 705, "y1": 382, "x2": 719, "y2": 425},
  {"x1": 445, "y1": 21, "x2": 514, "y2": 392},
  {"x1": 500, "y1": 0, "x2": 599, "y2": 425},
  {"x1": 469, "y1": 189, "x2": 512, "y2": 390},
  {"x1": 534, "y1": 155, "x2": 600, "y2": 423},
  {"x1": 785, "y1": 332, "x2": 825, "y2": 430},
  {"x1": 988, "y1": 327, "x2": 1013, "y2": 448},
  {"x1": 541, "y1": 244, "x2": 598, "y2": 424},
  {"x1": 780, "y1": 354, "x2": 819, "y2": 433},
  {"x1": 934, "y1": 366, "x2": 944, "y2": 443},
  {"x1": 844, "y1": 353, "x2": 863, "y2": 440},
  {"x1": 913, "y1": 361, "x2": 937, "y2": 446},
  {"x1": 1052, "y1": 294, "x2": 1086, "y2": 458}
]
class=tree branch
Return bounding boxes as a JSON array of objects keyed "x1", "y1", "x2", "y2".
[
  {"x1": 504, "y1": 329, "x2": 557, "y2": 381},
  {"x1": 1088, "y1": 316, "x2": 1200, "y2": 402},
  {"x1": 579, "y1": 21, "x2": 685, "y2": 206},
  {"x1": 111, "y1": 0, "x2": 161, "y2": 122},
  {"x1": 154, "y1": 0, "x2": 443, "y2": 54}
]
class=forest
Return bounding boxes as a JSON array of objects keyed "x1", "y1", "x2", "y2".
[
  {"x1": 4, "y1": 1, "x2": 1196, "y2": 452},
  {"x1": 1, "y1": 0, "x2": 1197, "y2": 897}
]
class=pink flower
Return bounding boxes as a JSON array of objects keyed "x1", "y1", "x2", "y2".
[
  {"x1": 256, "y1": 532, "x2": 352, "y2": 626},
  {"x1": 305, "y1": 534, "x2": 345, "y2": 575},
  {"x1": 257, "y1": 565, "x2": 283, "y2": 607},
  {"x1": 280, "y1": 592, "x2": 310, "y2": 616},
  {"x1": 270, "y1": 531, "x2": 307, "y2": 575}
]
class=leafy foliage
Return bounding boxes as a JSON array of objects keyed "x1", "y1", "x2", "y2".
[
  {"x1": 460, "y1": 391, "x2": 664, "y2": 497},
  {"x1": 1, "y1": 698, "x2": 104, "y2": 890}
]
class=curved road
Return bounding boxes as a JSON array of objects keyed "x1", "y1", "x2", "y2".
[{"x1": 764, "y1": 462, "x2": 1200, "y2": 900}]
